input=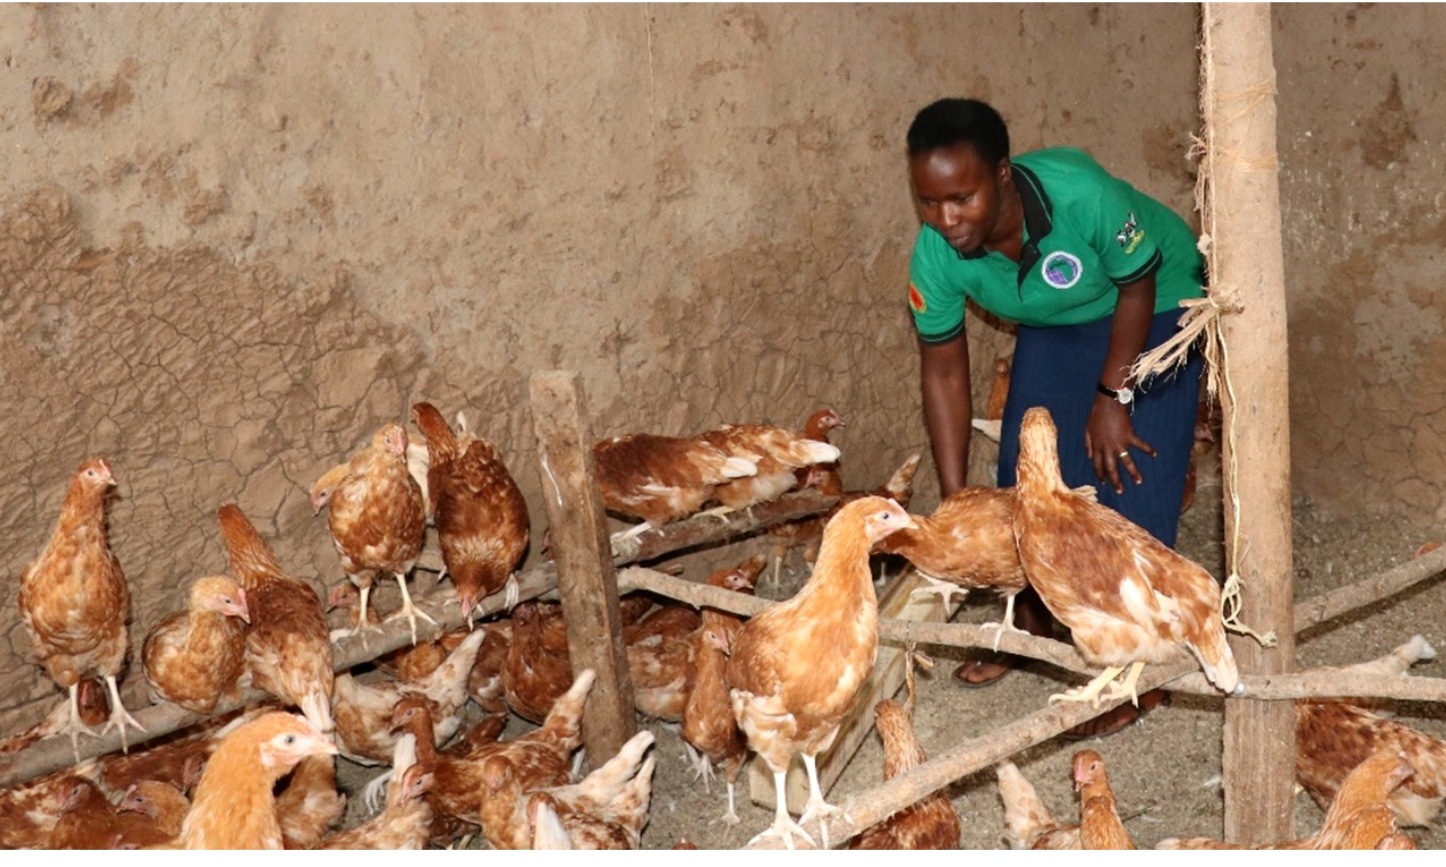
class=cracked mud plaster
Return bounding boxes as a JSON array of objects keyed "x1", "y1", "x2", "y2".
[{"x1": 0, "y1": 187, "x2": 435, "y2": 730}]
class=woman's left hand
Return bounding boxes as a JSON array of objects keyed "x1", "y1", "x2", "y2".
[{"x1": 1085, "y1": 395, "x2": 1156, "y2": 494}]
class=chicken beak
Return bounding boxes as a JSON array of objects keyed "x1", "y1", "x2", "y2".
[{"x1": 234, "y1": 589, "x2": 251, "y2": 624}]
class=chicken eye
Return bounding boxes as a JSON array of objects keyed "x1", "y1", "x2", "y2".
[{"x1": 283, "y1": 734, "x2": 296, "y2": 745}]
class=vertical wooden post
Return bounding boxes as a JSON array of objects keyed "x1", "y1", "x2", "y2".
[
  {"x1": 1201, "y1": 2, "x2": 1297, "y2": 844},
  {"x1": 528, "y1": 370, "x2": 637, "y2": 763}
]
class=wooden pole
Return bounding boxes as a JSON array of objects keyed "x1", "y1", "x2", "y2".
[
  {"x1": 528, "y1": 370, "x2": 636, "y2": 763},
  {"x1": 1201, "y1": 2, "x2": 1297, "y2": 844}
]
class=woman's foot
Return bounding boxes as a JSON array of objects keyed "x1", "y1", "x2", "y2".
[
  {"x1": 1059, "y1": 688, "x2": 1171, "y2": 740},
  {"x1": 953, "y1": 653, "x2": 1014, "y2": 687}
]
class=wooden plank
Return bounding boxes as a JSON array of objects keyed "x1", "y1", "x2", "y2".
[
  {"x1": 746, "y1": 566, "x2": 962, "y2": 814},
  {"x1": 527, "y1": 370, "x2": 636, "y2": 764},
  {"x1": 1200, "y1": 3, "x2": 1298, "y2": 845}
]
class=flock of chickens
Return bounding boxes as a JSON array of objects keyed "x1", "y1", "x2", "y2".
[{"x1": 2, "y1": 397, "x2": 1444, "y2": 849}]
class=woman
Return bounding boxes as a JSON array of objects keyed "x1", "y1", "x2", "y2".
[{"x1": 906, "y1": 97, "x2": 1204, "y2": 737}]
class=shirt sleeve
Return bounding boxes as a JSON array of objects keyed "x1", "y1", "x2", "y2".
[
  {"x1": 908, "y1": 226, "x2": 967, "y2": 343},
  {"x1": 1090, "y1": 172, "x2": 1165, "y2": 286}
]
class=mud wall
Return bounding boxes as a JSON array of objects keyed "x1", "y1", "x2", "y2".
[{"x1": 0, "y1": 5, "x2": 1430, "y2": 730}]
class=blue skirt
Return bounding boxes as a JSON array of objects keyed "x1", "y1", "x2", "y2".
[{"x1": 995, "y1": 308, "x2": 1203, "y2": 548}]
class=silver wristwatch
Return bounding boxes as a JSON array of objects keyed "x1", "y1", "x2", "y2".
[{"x1": 1098, "y1": 382, "x2": 1135, "y2": 406}]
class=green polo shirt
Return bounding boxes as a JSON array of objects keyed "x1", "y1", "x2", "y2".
[{"x1": 908, "y1": 147, "x2": 1205, "y2": 340}]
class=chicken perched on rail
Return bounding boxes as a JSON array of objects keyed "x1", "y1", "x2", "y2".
[
  {"x1": 412, "y1": 400, "x2": 530, "y2": 617},
  {"x1": 319, "y1": 733, "x2": 434, "y2": 850},
  {"x1": 326, "y1": 422, "x2": 430, "y2": 644},
  {"x1": 19, "y1": 458, "x2": 145, "y2": 756},
  {"x1": 698, "y1": 422, "x2": 842, "y2": 513},
  {"x1": 996, "y1": 759, "x2": 1081, "y2": 850},
  {"x1": 1013, "y1": 406, "x2": 1241, "y2": 707},
  {"x1": 217, "y1": 503, "x2": 335, "y2": 732},
  {"x1": 848, "y1": 699, "x2": 960, "y2": 850},
  {"x1": 682, "y1": 555, "x2": 766, "y2": 824},
  {"x1": 1296, "y1": 635, "x2": 1446, "y2": 826},
  {"x1": 726, "y1": 495, "x2": 918, "y2": 849},
  {"x1": 142, "y1": 575, "x2": 250, "y2": 714},
  {"x1": 592, "y1": 431, "x2": 759, "y2": 544},
  {"x1": 178, "y1": 711, "x2": 337, "y2": 849},
  {"x1": 1158, "y1": 750, "x2": 1416, "y2": 850},
  {"x1": 332, "y1": 627, "x2": 486, "y2": 765}
]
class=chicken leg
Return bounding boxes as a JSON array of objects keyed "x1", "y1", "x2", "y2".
[
  {"x1": 1048, "y1": 664, "x2": 1127, "y2": 708},
  {"x1": 333, "y1": 579, "x2": 385, "y2": 645},
  {"x1": 749, "y1": 766, "x2": 816, "y2": 850},
  {"x1": 1100, "y1": 660, "x2": 1148, "y2": 707},
  {"x1": 797, "y1": 752, "x2": 850, "y2": 850},
  {"x1": 56, "y1": 681, "x2": 98, "y2": 761},
  {"x1": 100, "y1": 674, "x2": 146, "y2": 754},
  {"x1": 385, "y1": 570, "x2": 436, "y2": 646}
]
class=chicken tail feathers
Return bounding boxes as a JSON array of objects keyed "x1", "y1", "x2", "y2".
[
  {"x1": 1186, "y1": 625, "x2": 1241, "y2": 696},
  {"x1": 539, "y1": 668, "x2": 595, "y2": 748},
  {"x1": 996, "y1": 760, "x2": 1058, "y2": 850}
]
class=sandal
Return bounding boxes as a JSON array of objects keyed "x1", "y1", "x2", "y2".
[
  {"x1": 1059, "y1": 689, "x2": 1171, "y2": 740},
  {"x1": 952, "y1": 654, "x2": 1015, "y2": 688}
]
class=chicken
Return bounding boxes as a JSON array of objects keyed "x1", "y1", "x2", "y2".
[
  {"x1": 1295, "y1": 635, "x2": 1446, "y2": 826},
  {"x1": 592, "y1": 431, "x2": 759, "y2": 544},
  {"x1": 502, "y1": 600, "x2": 573, "y2": 723},
  {"x1": 969, "y1": 356, "x2": 1013, "y2": 444},
  {"x1": 698, "y1": 422, "x2": 842, "y2": 513},
  {"x1": 217, "y1": 503, "x2": 335, "y2": 732},
  {"x1": 794, "y1": 407, "x2": 845, "y2": 495},
  {"x1": 625, "y1": 601, "x2": 701, "y2": 723},
  {"x1": 1073, "y1": 749, "x2": 1134, "y2": 849},
  {"x1": 391, "y1": 668, "x2": 589, "y2": 841},
  {"x1": 681, "y1": 554, "x2": 767, "y2": 824},
  {"x1": 848, "y1": 699, "x2": 961, "y2": 849},
  {"x1": 18, "y1": 458, "x2": 145, "y2": 755},
  {"x1": 48, "y1": 774, "x2": 169, "y2": 849},
  {"x1": 1159, "y1": 750, "x2": 1415, "y2": 850},
  {"x1": 1013, "y1": 406, "x2": 1241, "y2": 707},
  {"x1": 412, "y1": 400, "x2": 531, "y2": 616},
  {"x1": 874, "y1": 484, "x2": 1025, "y2": 645},
  {"x1": 332, "y1": 627, "x2": 486, "y2": 765},
  {"x1": 142, "y1": 574, "x2": 251, "y2": 714},
  {"x1": 468, "y1": 618, "x2": 514, "y2": 715},
  {"x1": 0, "y1": 769, "x2": 100, "y2": 849},
  {"x1": 326, "y1": 422, "x2": 431, "y2": 643},
  {"x1": 308, "y1": 462, "x2": 350, "y2": 515},
  {"x1": 0, "y1": 675, "x2": 109, "y2": 757},
  {"x1": 319, "y1": 733, "x2": 434, "y2": 850},
  {"x1": 726, "y1": 495, "x2": 918, "y2": 849},
  {"x1": 275, "y1": 753, "x2": 346, "y2": 848},
  {"x1": 996, "y1": 760, "x2": 1080, "y2": 850},
  {"x1": 116, "y1": 780, "x2": 191, "y2": 839},
  {"x1": 178, "y1": 711, "x2": 337, "y2": 849},
  {"x1": 523, "y1": 729, "x2": 657, "y2": 849},
  {"x1": 367, "y1": 622, "x2": 469, "y2": 684}
]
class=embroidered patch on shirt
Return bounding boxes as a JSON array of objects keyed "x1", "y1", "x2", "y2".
[
  {"x1": 1114, "y1": 212, "x2": 1143, "y2": 253},
  {"x1": 908, "y1": 282, "x2": 927, "y2": 313},
  {"x1": 1040, "y1": 251, "x2": 1083, "y2": 289}
]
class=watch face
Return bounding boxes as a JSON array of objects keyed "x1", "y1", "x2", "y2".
[{"x1": 1119, "y1": 387, "x2": 1134, "y2": 404}]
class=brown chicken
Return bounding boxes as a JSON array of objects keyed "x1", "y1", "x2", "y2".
[
  {"x1": 1013, "y1": 406, "x2": 1241, "y2": 707},
  {"x1": 333, "y1": 627, "x2": 486, "y2": 765},
  {"x1": 217, "y1": 503, "x2": 335, "y2": 732},
  {"x1": 48, "y1": 774, "x2": 174, "y2": 849},
  {"x1": 319, "y1": 734, "x2": 434, "y2": 850},
  {"x1": 625, "y1": 601, "x2": 701, "y2": 723},
  {"x1": 412, "y1": 400, "x2": 531, "y2": 617},
  {"x1": 391, "y1": 668, "x2": 589, "y2": 842},
  {"x1": 117, "y1": 780, "x2": 191, "y2": 839},
  {"x1": 19, "y1": 458, "x2": 145, "y2": 755},
  {"x1": 326, "y1": 422, "x2": 430, "y2": 644},
  {"x1": 522, "y1": 729, "x2": 657, "y2": 849},
  {"x1": 275, "y1": 753, "x2": 347, "y2": 848},
  {"x1": 1073, "y1": 749, "x2": 1134, "y2": 849},
  {"x1": 502, "y1": 600, "x2": 573, "y2": 723},
  {"x1": 0, "y1": 675, "x2": 109, "y2": 757},
  {"x1": 726, "y1": 495, "x2": 918, "y2": 849},
  {"x1": 142, "y1": 574, "x2": 250, "y2": 714},
  {"x1": 794, "y1": 407, "x2": 845, "y2": 495},
  {"x1": 875, "y1": 484, "x2": 1025, "y2": 643},
  {"x1": 698, "y1": 422, "x2": 842, "y2": 513},
  {"x1": 178, "y1": 711, "x2": 337, "y2": 849},
  {"x1": 1159, "y1": 750, "x2": 1415, "y2": 850},
  {"x1": 996, "y1": 759, "x2": 1080, "y2": 850},
  {"x1": 592, "y1": 431, "x2": 759, "y2": 544},
  {"x1": 681, "y1": 554, "x2": 766, "y2": 824},
  {"x1": 308, "y1": 461, "x2": 350, "y2": 515},
  {"x1": 848, "y1": 699, "x2": 961, "y2": 850}
]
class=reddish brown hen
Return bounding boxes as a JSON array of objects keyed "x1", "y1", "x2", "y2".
[
  {"x1": 1013, "y1": 406, "x2": 1240, "y2": 707},
  {"x1": 412, "y1": 400, "x2": 531, "y2": 617},
  {"x1": 522, "y1": 729, "x2": 656, "y2": 849},
  {"x1": 320, "y1": 733, "x2": 434, "y2": 850},
  {"x1": 19, "y1": 458, "x2": 145, "y2": 755},
  {"x1": 592, "y1": 431, "x2": 758, "y2": 545},
  {"x1": 275, "y1": 752, "x2": 346, "y2": 848},
  {"x1": 794, "y1": 407, "x2": 845, "y2": 495},
  {"x1": 142, "y1": 574, "x2": 250, "y2": 714},
  {"x1": 178, "y1": 711, "x2": 337, "y2": 849},
  {"x1": 502, "y1": 600, "x2": 573, "y2": 723},
  {"x1": 848, "y1": 699, "x2": 961, "y2": 850},
  {"x1": 326, "y1": 422, "x2": 430, "y2": 644},
  {"x1": 217, "y1": 503, "x2": 335, "y2": 732},
  {"x1": 116, "y1": 780, "x2": 191, "y2": 840},
  {"x1": 726, "y1": 495, "x2": 917, "y2": 849},
  {"x1": 1073, "y1": 749, "x2": 1133, "y2": 850},
  {"x1": 698, "y1": 422, "x2": 841, "y2": 513}
]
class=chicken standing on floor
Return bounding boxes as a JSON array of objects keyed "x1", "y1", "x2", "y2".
[
  {"x1": 996, "y1": 759, "x2": 1082, "y2": 850},
  {"x1": 142, "y1": 575, "x2": 250, "y2": 714},
  {"x1": 326, "y1": 422, "x2": 430, "y2": 644},
  {"x1": 178, "y1": 711, "x2": 338, "y2": 849},
  {"x1": 1013, "y1": 406, "x2": 1241, "y2": 707},
  {"x1": 319, "y1": 733, "x2": 434, "y2": 850},
  {"x1": 591, "y1": 431, "x2": 758, "y2": 545},
  {"x1": 19, "y1": 458, "x2": 146, "y2": 756},
  {"x1": 217, "y1": 503, "x2": 335, "y2": 732},
  {"x1": 726, "y1": 495, "x2": 918, "y2": 849},
  {"x1": 1073, "y1": 749, "x2": 1134, "y2": 849},
  {"x1": 412, "y1": 401, "x2": 530, "y2": 617},
  {"x1": 848, "y1": 699, "x2": 961, "y2": 850}
]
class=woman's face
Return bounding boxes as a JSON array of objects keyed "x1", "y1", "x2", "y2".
[{"x1": 909, "y1": 143, "x2": 1012, "y2": 255}]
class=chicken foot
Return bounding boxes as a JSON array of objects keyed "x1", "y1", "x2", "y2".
[
  {"x1": 385, "y1": 570, "x2": 436, "y2": 646},
  {"x1": 749, "y1": 767, "x2": 817, "y2": 850},
  {"x1": 331, "y1": 581, "x2": 385, "y2": 646},
  {"x1": 982, "y1": 592, "x2": 1030, "y2": 652},
  {"x1": 99, "y1": 674, "x2": 146, "y2": 754},
  {"x1": 55, "y1": 681, "x2": 98, "y2": 762},
  {"x1": 1048, "y1": 664, "x2": 1127, "y2": 708},
  {"x1": 717, "y1": 781, "x2": 742, "y2": 826},
  {"x1": 797, "y1": 752, "x2": 850, "y2": 850},
  {"x1": 907, "y1": 573, "x2": 969, "y2": 610},
  {"x1": 1099, "y1": 660, "x2": 1147, "y2": 707}
]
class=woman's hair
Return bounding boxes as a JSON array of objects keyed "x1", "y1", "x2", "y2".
[{"x1": 906, "y1": 98, "x2": 1011, "y2": 166}]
